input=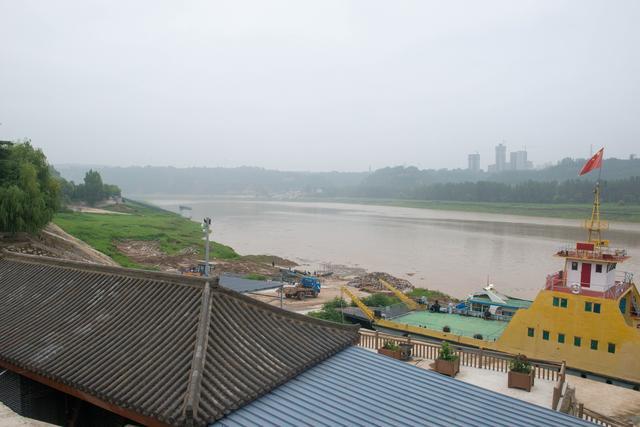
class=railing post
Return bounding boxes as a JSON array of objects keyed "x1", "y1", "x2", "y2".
[
  {"x1": 578, "y1": 403, "x2": 584, "y2": 418},
  {"x1": 375, "y1": 330, "x2": 379, "y2": 349},
  {"x1": 478, "y1": 349, "x2": 484, "y2": 369}
]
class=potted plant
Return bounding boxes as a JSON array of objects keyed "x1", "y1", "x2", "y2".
[
  {"x1": 508, "y1": 354, "x2": 535, "y2": 391},
  {"x1": 435, "y1": 342, "x2": 460, "y2": 377},
  {"x1": 378, "y1": 341, "x2": 402, "y2": 360}
]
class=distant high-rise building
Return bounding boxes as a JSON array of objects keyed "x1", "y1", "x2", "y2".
[
  {"x1": 495, "y1": 144, "x2": 507, "y2": 172},
  {"x1": 468, "y1": 153, "x2": 480, "y2": 171},
  {"x1": 511, "y1": 150, "x2": 528, "y2": 170}
]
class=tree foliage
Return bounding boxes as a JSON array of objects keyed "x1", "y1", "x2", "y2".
[
  {"x1": 59, "y1": 169, "x2": 121, "y2": 206},
  {"x1": 0, "y1": 140, "x2": 60, "y2": 233}
]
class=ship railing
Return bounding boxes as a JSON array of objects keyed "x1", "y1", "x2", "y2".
[
  {"x1": 604, "y1": 280, "x2": 633, "y2": 300},
  {"x1": 546, "y1": 271, "x2": 633, "y2": 299},
  {"x1": 357, "y1": 329, "x2": 563, "y2": 381},
  {"x1": 545, "y1": 271, "x2": 564, "y2": 291},
  {"x1": 556, "y1": 244, "x2": 628, "y2": 260}
]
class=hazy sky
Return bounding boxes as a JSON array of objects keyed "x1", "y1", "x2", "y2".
[{"x1": 1, "y1": 1, "x2": 638, "y2": 171}]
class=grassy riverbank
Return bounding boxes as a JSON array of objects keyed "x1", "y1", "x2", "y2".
[
  {"x1": 53, "y1": 200, "x2": 238, "y2": 268},
  {"x1": 304, "y1": 198, "x2": 640, "y2": 223}
]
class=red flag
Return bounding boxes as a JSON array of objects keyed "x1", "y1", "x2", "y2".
[{"x1": 579, "y1": 148, "x2": 604, "y2": 176}]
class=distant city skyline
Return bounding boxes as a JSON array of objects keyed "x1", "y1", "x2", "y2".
[{"x1": 1, "y1": 1, "x2": 639, "y2": 172}]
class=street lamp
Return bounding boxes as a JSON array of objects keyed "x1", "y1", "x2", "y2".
[{"x1": 202, "y1": 217, "x2": 212, "y2": 277}]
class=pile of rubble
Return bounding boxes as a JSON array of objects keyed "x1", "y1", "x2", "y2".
[
  {"x1": 347, "y1": 272, "x2": 414, "y2": 292},
  {"x1": 4, "y1": 244, "x2": 56, "y2": 258}
]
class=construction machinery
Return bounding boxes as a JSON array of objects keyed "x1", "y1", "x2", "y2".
[
  {"x1": 182, "y1": 261, "x2": 212, "y2": 277},
  {"x1": 282, "y1": 276, "x2": 321, "y2": 300}
]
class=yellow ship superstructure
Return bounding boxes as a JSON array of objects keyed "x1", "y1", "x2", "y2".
[{"x1": 493, "y1": 243, "x2": 640, "y2": 383}]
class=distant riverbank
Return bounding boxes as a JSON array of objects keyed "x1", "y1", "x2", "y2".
[{"x1": 294, "y1": 198, "x2": 640, "y2": 223}]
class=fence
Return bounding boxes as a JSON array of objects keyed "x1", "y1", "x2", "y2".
[
  {"x1": 578, "y1": 405, "x2": 633, "y2": 427},
  {"x1": 358, "y1": 329, "x2": 562, "y2": 381}
]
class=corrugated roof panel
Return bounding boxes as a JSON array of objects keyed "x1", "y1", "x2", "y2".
[
  {"x1": 214, "y1": 346, "x2": 592, "y2": 427},
  {"x1": 219, "y1": 275, "x2": 283, "y2": 293}
]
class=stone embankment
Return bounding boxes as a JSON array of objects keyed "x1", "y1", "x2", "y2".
[{"x1": 0, "y1": 223, "x2": 118, "y2": 266}]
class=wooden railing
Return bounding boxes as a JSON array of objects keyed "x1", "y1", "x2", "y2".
[
  {"x1": 579, "y1": 406, "x2": 633, "y2": 427},
  {"x1": 552, "y1": 363, "x2": 567, "y2": 410},
  {"x1": 358, "y1": 329, "x2": 562, "y2": 381}
]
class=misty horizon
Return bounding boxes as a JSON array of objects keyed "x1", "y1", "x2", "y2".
[{"x1": 2, "y1": 1, "x2": 639, "y2": 172}]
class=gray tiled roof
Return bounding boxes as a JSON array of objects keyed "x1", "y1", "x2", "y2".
[
  {"x1": 215, "y1": 346, "x2": 593, "y2": 427},
  {"x1": 0, "y1": 253, "x2": 358, "y2": 426}
]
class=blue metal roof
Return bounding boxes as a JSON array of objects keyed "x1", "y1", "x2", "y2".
[
  {"x1": 219, "y1": 274, "x2": 283, "y2": 293},
  {"x1": 213, "y1": 346, "x2": 591, "y2": 427}
]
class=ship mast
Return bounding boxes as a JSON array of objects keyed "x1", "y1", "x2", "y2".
[{"x1": 584, "y1": 155, "x2": 608, "y2": 247}]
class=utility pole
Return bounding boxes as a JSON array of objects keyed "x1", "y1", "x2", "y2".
[{"x1": 203, "y1": 217, "x2": 212, "y2": 277}]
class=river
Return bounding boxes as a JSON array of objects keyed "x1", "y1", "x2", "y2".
[{"x1": 140, "y1": 196, "x2": 640, "y2": 299}]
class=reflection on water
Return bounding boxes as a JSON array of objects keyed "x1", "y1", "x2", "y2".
[{"x1": 141, "y1": 197, "x2": 640, "y2": 299}]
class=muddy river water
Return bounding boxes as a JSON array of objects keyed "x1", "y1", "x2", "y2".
[{"x1": 142, "y1": 197, "x2": 640, "y2": 299}]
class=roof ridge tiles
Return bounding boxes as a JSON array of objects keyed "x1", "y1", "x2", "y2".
[
  {"x1": 0, "y1": 250, "x2": 214, "y2": 288},
  {"x1": 183, "y1": 281, "x2": 213, "y2": 425}
]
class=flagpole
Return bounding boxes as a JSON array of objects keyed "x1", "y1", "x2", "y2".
[{"x1": 590, "y1": 149, "x2": 604, "y2": 246}]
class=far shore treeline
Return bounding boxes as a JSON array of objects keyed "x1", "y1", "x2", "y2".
[
  {"x1": 56, "y1": 157, "x2": 640, "y2": 204},
  {"x1": 0, "y1": 140, "x2": 120, "y2": 233}
]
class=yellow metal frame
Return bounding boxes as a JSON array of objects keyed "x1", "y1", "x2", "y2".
[
  {"x1": 341, "y1": 286, "x2": 376, "y2": 321},
  {"x1": 379, "y1": 279, "x2": 422, "y2": 311}
]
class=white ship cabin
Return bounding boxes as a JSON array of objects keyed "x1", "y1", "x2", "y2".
[{"x1": 553, "y1": 242, "x2": 632, "y2": 295}]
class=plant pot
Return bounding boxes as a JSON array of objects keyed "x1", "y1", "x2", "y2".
[
  {"x1": 378, "y1": 348, "x2": 403, "y2": 360},
  {"x1": 508, "y1": 369, "x2": 535, "y2": 392},
  {"x1": 435, "y1": 358, "x2": 460, "y2": 377}
]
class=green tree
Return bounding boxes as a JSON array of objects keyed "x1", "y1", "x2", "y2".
[
  {"x1": 0, "y1": 140, "x2": 60, "y2": 233},
  {"x1": 83, "y1": 169, "x2": 104, "y2": 206}
]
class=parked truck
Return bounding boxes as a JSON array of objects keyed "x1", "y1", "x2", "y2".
[{"x1": 282, "y1": 276, "x2": 321, "y2": 300}]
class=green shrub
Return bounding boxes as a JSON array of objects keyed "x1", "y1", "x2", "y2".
[
  {"x1": 438, "y1": 342, "x2": 458, "y2": 361},
  {"x1": 351, "y1": 293, "x2": 400, "y2": 308},
  {"x1": 509, "y1": 354, "x2": 532, "y2": 374},
  {"x1": 244, "y1": 273, "x2": 267, "y2": 281},
  {"x1": 382, "y1": 341, "x2": 399, "y2": 351},
  {"x1": 307, "y1": 297, "x2": 349, "y2": 324}
]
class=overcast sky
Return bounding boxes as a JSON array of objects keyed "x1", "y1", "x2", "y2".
[{"x1": 1, "y1": 1, "x2": 638, "y2": 171}]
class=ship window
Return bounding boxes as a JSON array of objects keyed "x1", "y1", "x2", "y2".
[
  {"x1": 608, "y1": 343, "x2": 616, "y2": 354},
  {"x1": 595, "y1": 264, "x2": 603, "y2": 273},
  {"x1": 585, "y1": 302, "x2": 592, "y2": 312},
  {"x1": 574, "y1": 337, "x2": 581, "y2": 347},
  {"x1": 607, "y1": 263, "x2": 616, "y2": 273},
  {"x1": 542, "y1": 330, "x2": 550, "y2": 340},
  {"x1": 560, "y1": 298, "x2": 568, "y2": 308},
  {"x1": 590, "y1": 339, "x2": 598, "y2": 350},
  {"x1": 553, "y1": 297, "x2": 559, "y2": 307},
  {"x1": 620, "y1": 297, "x2": 627, "y2": 314},
  {"x1": 593, "y1": 303, "x2": 601, "y2": 314},
  {"x1": 571, "y1": 262, "x2": 578, "y2": 271},
  {"x1": 527, "y1": 327, "x2": 534, "y2": 337},
  {"x1": 558, "y1": 333, "x2": 565, "y2": 344}
]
